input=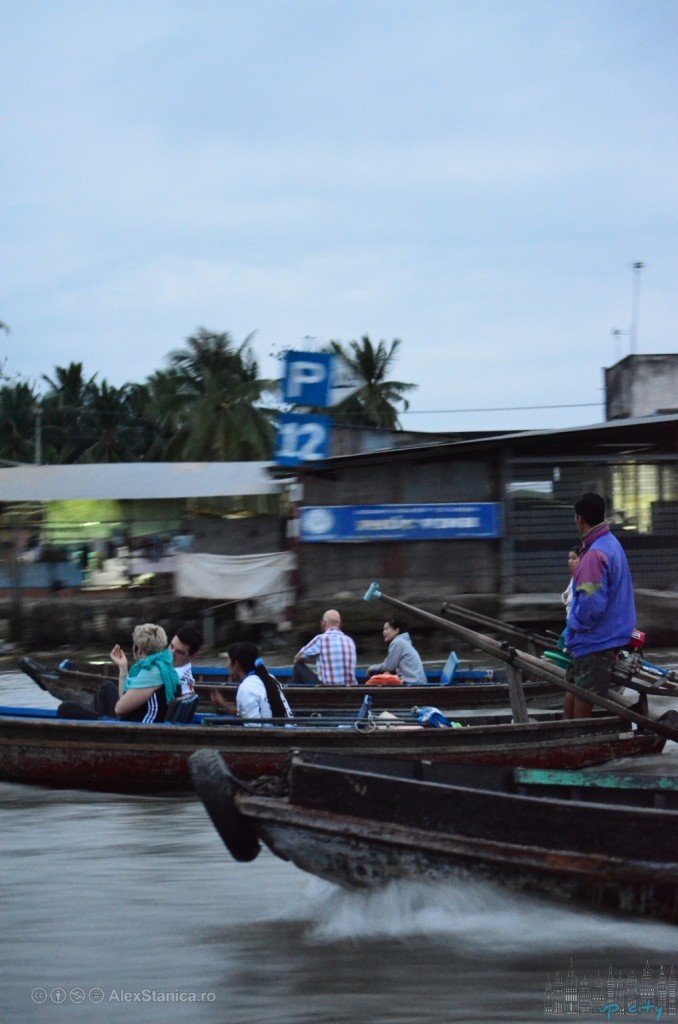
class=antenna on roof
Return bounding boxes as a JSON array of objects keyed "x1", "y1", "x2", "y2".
[
  {"x1": 629, "y1": 261, "x2": 645, "y2": 355},
  {"x1": 611, "y1": 328, "x2": 629, "y2": 360}
]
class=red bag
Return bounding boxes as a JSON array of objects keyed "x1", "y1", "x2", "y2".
[{"x1": 368, "y1": 673, "x2": 404, "y2": 686}]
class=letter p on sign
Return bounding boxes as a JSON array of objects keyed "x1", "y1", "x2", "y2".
[{"x1": 283, "y1": 352, "x2": 333, "y2": 406}]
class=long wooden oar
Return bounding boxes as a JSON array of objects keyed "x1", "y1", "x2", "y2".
[
  {"x1": 440, "y1": 601, "x2": 554, "y2": 649},
  {"x1": 364, "y1": 582, "x2": 678, "y2": 745},
  {"x1": 442, "y1": 603, "x2": 678, "y2": 690}
]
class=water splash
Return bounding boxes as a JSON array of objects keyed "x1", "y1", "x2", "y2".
[{"x1": 289, "y1": 876, "x2": 676, "y2": 955}]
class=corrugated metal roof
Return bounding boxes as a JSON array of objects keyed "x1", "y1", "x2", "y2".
[
  {"x1": 295, "y1": 414, "x2": 678, "y2": 471},
  {"x1": 0, "y1": 462, "x2": 283, "y2": 501}
]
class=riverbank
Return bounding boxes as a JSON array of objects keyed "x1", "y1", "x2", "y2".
[{"x1": 3, "y1": 586, "x2": 678, "y2": 663}]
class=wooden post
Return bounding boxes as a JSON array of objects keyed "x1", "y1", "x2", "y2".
[
  {"x1": 506, "y1": 663, "x2": 530, "y2": 723},
  {"x1": 201, "y1": 610, "x2": 215, "y2": 650}
]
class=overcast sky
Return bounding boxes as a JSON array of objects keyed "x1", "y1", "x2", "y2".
[{"x1": 2, "y1": 0, "x2": 676, "y2": 434}]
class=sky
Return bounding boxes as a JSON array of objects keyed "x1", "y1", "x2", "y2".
[{"x1": 2, "y1": 0, "x2": 677, "y2": 435}]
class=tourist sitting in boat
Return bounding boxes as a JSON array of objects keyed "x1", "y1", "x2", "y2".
[
  {"x1": 210, "y1": 642, "x2": 293, "y2": 720},
  {"x1": 107, "y1": 623, "x2": 182, "y2": 722},
  {"x1": 169, "y1": 625, "x2": 204, "y2": 698},
  {"x1": 291, "y1": 609, "x2": 357, "y2": 686},
  {"x1": 56, "y1": 623, "x2": 181, "y2": 723},
  {"x1": 365, "y1": 618, "x2": 428, "y2": 685}
]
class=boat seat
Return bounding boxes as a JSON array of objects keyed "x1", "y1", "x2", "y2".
[
  {"x1": 165, "y1": 694, "x2": 200, "y2": 724},
  {"x1": 439, "y1": 651, "x2": 459, "y2": 685}
]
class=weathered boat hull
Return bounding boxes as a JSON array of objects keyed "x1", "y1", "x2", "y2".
[
  {"x1": 18, "y1": 656, "x2": 565, "y2": 713},
  {"x1": 192, "y1": 752, "x2": 678, "y2": 924},
  {"x1": 0, "y1": 705, "x2": 665, "y2": 793}
]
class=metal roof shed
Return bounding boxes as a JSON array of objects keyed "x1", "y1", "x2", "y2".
[{"x1": 0, "y1": 462, "x2": 283, "y2": 502}]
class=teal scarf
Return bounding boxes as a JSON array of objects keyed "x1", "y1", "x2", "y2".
[{"x1": 126, "y1": 648, "x2": 180, "y2": 702}]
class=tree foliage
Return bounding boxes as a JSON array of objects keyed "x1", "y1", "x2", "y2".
[
  {"x1": 11, "y1": 328, "x2": 416, "y2": 465},
  {"x1": 328, "y1": 335, "x2": 417, "y2": 429},
  {"x1": 0, "y1": 381, "x2": 39, "y2": 463},
  {"x1": 144, "y1": 329, "x2": 277, "y2": 461}
]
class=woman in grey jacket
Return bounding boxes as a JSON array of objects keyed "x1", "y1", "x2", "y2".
[{"x1": 366, "y1": 618, "x2": 428, "y2": 685}]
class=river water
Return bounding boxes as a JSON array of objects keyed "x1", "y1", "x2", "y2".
[{"x1": 2, "y1": 671, "x2": 676, "y2": 1024}]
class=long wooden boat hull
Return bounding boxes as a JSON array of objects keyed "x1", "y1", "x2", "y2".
[
  {"x1": 191, "y1": 751, "x2": 678, "y2": 924},
  {"x1": 0, "y1": 705, "x2": 666, "y2": 793},
  {"x1": 18, "y1": 656, "x2": 566, "y2": 713}
]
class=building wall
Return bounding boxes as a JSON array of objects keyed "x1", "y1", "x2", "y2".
[
  {"x1": 188, "y1": 514, "x2": 285, "y2": 555},
  {"x1": 298, "y1": 538, "x2": 500, "y2": 603},
  {"x1": 295, "y1": 440, "x2": 678, "y2": 635},
  {"x1": 297, "y1": 457, "x2": 500, "y2": 627},
  {"x1": 302, "y1": 458, "x2": 496, "y2": 506},
  {"x1": 605, "y1": 354, "x2": 678, "y2": 419}
]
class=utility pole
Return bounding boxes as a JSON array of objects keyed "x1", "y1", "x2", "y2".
[
  {"x1": 629, "y1": 261, "x2": 645, "y2": 355},
  {"x1": 33, "y1": 406, "x2": 43, "y2": 465}
]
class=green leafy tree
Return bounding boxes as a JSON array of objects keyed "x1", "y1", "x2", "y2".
[
  {"x1": 328, "y1": 335, "x2": 417, "y2": 429},
  {"x1": 145, "y1": 328, "x2": 277, "y2": 460},
  {"x1": 41, "y1": 362, "x2": 98, "y2": 462},
  {"x1": 77, "y1": 380, "x2": 153, "y2": 462},
  {"x1": 0, "y1": 381, "x2": 40, "y2": 463}
]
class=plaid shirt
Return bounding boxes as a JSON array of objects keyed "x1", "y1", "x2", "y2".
[{"x1": 297, "y1": 627, "x2": 357, "y2": 685}]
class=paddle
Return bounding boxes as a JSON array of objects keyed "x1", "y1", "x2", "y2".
[
  {"x1": 440, "y1": 601, "x2": 554, "y2": 650},
  {"x1": 364, "y1": 582, "x2": 678, "y2": 745}
]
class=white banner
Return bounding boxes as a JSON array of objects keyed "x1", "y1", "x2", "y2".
[{"x1": 175, "y1": 551, "x2": 296, "y2": 602}]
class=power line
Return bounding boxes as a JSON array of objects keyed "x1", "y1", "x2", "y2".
[{"x1": 401, "y1": 402, "x2": 603, "y2": 415}]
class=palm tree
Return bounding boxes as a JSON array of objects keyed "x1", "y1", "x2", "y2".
[
  {"x1": 77, "y1": 380, "x2": 152, "y2": 462},
  {"x1": 0, "y1": 381, "x2": 40, "y2": 463},
  {"x1": 41, "y1": 362, "x2": 98, "y2": 462},
  {"x1": 145, "y1": 329, "x2": 277, "y2": 461},
  {"x1": 328, "y1": 335, "x2": 417, "y2": 429}
]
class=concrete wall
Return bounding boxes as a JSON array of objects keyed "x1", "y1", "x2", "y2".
[
  {"x1": 1, "y1": 593, "x2": 239, "y2": 651},
  {"x1": 188, "y1": 514, "x2": 285, "y2": 555},
  {"x1": 605, "y1": 354, "x2": 678, "y2": 419}
]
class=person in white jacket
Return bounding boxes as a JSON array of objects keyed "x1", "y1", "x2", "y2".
[{"x1": 366, "y1": 618, "x2": 428, "y2": 685}]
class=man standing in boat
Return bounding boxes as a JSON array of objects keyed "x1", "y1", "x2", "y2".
[
  {"x1": 564, "y1": 493, "x2": 636, "y2": 719},
  {"x1": 292, "y1": 609, "x2": 357, "y2": 685}
]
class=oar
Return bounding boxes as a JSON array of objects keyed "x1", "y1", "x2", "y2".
[
  {"x1": 442, "y1": 606, "x2": 678, "y2": 689},
  {"x1": 440, "y1": 602, "x2": 555, "y2": 650},
  {"x1": 364, "y1": 582, "x2": 678, "y2": 745}
]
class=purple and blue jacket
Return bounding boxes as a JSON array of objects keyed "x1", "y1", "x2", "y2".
[{"x1": 564, "y1": 522, "x2": 636, "y2": 658}]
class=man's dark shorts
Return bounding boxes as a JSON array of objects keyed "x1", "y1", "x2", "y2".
[{"x1": 566, "y1": 649, "x2": 616, "y2": 697}]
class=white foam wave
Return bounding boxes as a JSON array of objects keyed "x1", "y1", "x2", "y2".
[{"x1": 291, "y1": 876, "x2": 676, "y2": 955}]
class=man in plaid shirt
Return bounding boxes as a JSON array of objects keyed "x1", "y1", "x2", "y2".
[{"x1": 292, "y1": 609, "x2": 357, "y2": 686}]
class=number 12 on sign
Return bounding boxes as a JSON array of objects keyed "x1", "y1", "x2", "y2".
[{"x1": 275, "y1": 413, "x2": 332, "y2": 466}]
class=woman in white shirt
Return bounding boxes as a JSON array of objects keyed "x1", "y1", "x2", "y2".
[{"x1": 211, "y1": 641, "x2": 293, "y2": 720}]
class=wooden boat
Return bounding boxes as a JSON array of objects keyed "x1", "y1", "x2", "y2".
[
  {"x1": 0, "y1": 703, "x2": 667, "y2": 793},
  {"x1": 189, "y1": 749, "x2": 678, "y2": 924},
  {"x1": 19, "y1": 655, "x2": 566, "y2": 713}
]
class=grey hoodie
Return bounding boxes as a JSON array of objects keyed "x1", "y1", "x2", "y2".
[{"x1": 367, "y1": 631, "x2": 428, "y2": 685}]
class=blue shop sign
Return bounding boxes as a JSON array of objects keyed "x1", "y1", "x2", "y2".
[{"x1": 300, "y1": 503, "x2": 504, "y2": 542}]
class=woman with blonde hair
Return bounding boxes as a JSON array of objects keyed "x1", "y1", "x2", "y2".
[
  {"x1": 108, "y1": 623, "x2": 181, "y2": 722},
  {"x1": 57, "y1": 623, "x2": 181, "y2": 723}
]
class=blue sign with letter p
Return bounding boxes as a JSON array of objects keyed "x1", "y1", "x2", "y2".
[{"x1": 283, "y1": 351, "x2": 333, "y2": 406}]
